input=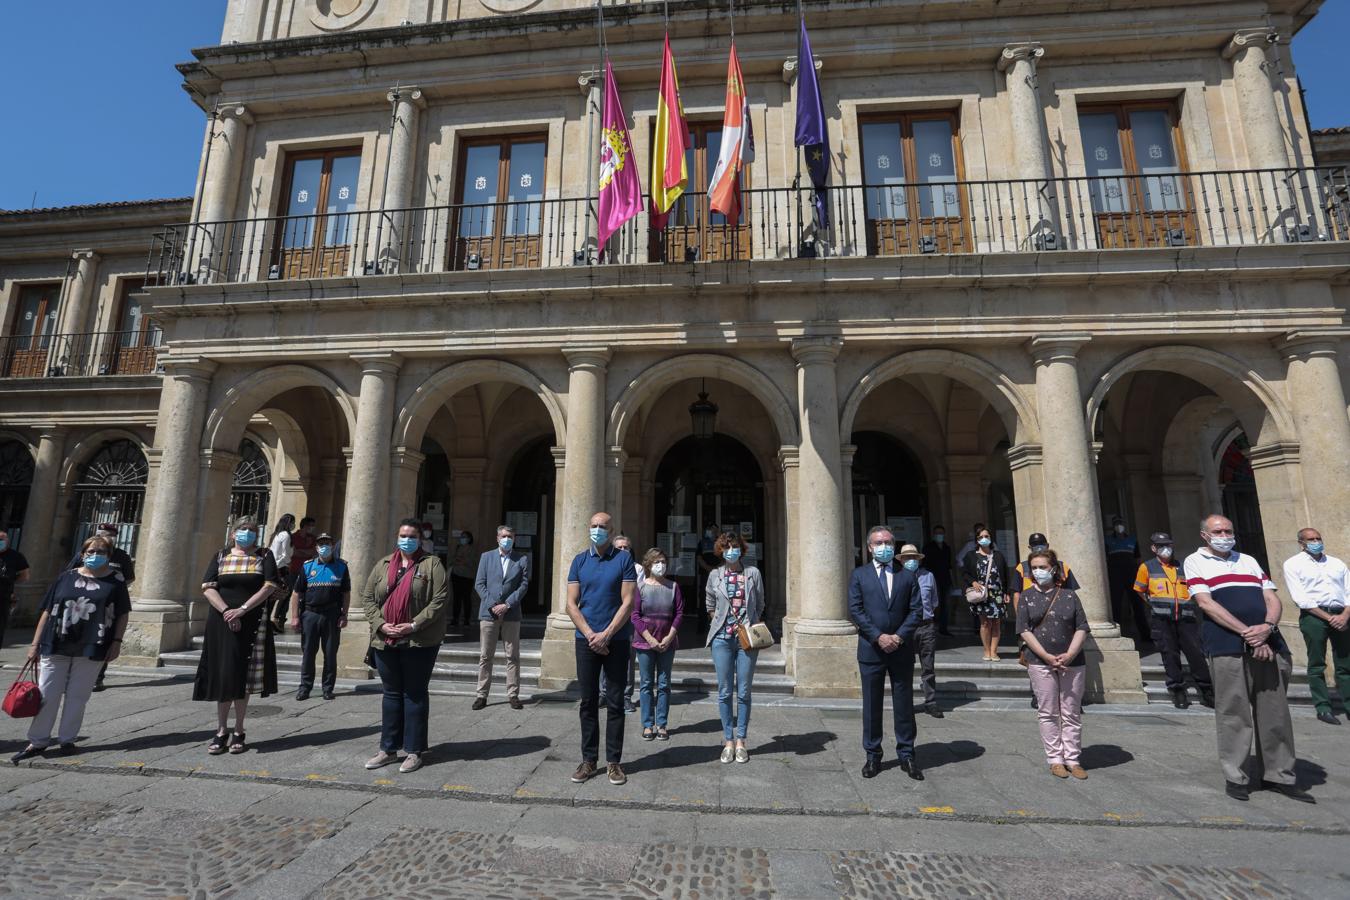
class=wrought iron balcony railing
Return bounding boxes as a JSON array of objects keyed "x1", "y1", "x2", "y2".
[
  {"x1": 146, "y1": 167, "x2": 1350, "y2": 286},
  {"x1": 0, "y1": 330, "x2": 162, "y2": 379}
]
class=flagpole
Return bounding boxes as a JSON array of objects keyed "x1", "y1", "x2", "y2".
[{"x1": 582, "y1": 0, "x2": 606, "y2": 264}]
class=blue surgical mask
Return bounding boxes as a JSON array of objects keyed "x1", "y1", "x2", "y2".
[
  {"x1": 317, "y1": 545, "x2": 333, "y2": 560},
  {"x1": 1306, "y1": 541, "x2": 1325, "y2": 556},
  {"x1": 872, "y1": 544, "x2": 895, "y2": 564},
  {"x1": 397, "y1": 536, "x2": 419, "y2": 554},
  {"x1": 723, "y1": 548, "x2": 742, "y2": 563},
  {"x1": 1031, "y1": 567, "x2": 1054, "y2": 585},
  {"x1": 978, "y1": 537, "x2": 991, "y2": 548},
  {"x1": 902, "y1": 558, "x2": 919, "y2": 572},
  {"x1": 84, "y1": 553, "x2": 108, "y2": 569},
  {"x1": 589, "y1": 526, "x2": 609, "y2": 545},
  {"x1": 235, "y1": 529, "x2": 257, "y2": 548},
  {"x1": 499, "y1": 537, "x2": 514, "y2": 552},
  {"x1": 933, "y1": 534, "x2": 944, "y2": 544}
]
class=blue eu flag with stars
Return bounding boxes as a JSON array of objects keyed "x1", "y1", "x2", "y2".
[{"x1": 794, "y1": 17, "x2": 830, "y2": 228}]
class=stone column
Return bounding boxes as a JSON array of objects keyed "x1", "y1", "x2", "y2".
[
  {"x1": 1122, "y1": 453, "x2": 1160, "y2": 537},
  {"x1": 312, "y1": 457, "x2": 344, "y2": 532},
  {"x1": 338, "y1": 353, "x2": 401, "y2": 677},
  {"x1": 190, "y1": 448, "x2": 240, "y2": 637},
  {"x1": 52, "y1": 251, "x2": 100, "y2": 375},
  {"x1": 387, "y1": 447, "x2": 426, "y2": 556},
  {"x1": 1007, "y1": 442, "x2": 1045, "y2": 552},
  {"x1": 578, "y1": 72, "x2": 602, "y2": 259},
  {"x1": 195, "y1": 105, "x2": 252, "y2": 281},
  {"x1": 1280, "y1": 335, "x2": 1350, "y2": 542},
  {"x1": 998, "y1": 43, "x2": 1057, "y2": 243},
  {"x1": 840, "y1": 443, "x2": 857, "y2": 566},
  {"x1": 1031, "y1": 335, "x2": 1144, "y2": 703},
  {"x1": 605, "y1": 446, "x2": 627, "y2": 531},
  {"x1": 1224, "y1": 30, "x2": 1289, "y2": 171},
  {"x1": 778, "y1": 446, "x2": 801, "y2": 670},
  {"x1": 539, "y1": 348, "x2": 609, "y2": 689},
  {"x1": 12, "y1": 427, "x2": 67, "y2": 616},
  {"x1": 378, "y1": 87, "x2": 425, "y2": 273},
  {"x1": 123, "y1": 360, "x2": 216, "y2": 665},
  {"x1": 790, "y1": 338, "x2": 856, "y2": 697}
]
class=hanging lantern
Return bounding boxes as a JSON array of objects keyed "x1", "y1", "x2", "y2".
[{"x1": 689, "y1": 379, "x2": 719, "y2": 440}]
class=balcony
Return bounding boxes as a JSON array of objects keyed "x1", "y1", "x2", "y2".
[
  {"x1": 0, "y1": 331, "x2": 162, "y2": 379},
  {"x1": 147, "y1": 167, "x2": 1350, "y2": 286}
]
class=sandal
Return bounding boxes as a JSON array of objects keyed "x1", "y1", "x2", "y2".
[
  {"x1": 227, "y1": 731, "x2": 248, "y2": 754},
  {"x1": 208, "y1": 732, "x2": 229, "y2": 755},
  {"x1": 641, "y1": 728, "x2": 655, "y2": 741},
  {"x1": 656, "y1": 728, "x2": 669, "y2": 741}
]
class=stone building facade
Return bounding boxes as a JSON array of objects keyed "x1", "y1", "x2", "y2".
[{"x1": 3, "y1": 0, "x2": 1349, "y2": 701}]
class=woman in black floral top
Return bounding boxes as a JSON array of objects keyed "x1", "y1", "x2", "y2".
[
  {"x1": 11, "y1": 535, "x2": 129, "y2": 764},
  {"x1": 961, "y1": 527, "x2": 1011, "y2": 660}
]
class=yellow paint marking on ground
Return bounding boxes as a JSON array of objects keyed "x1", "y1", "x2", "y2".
[
  {"x1": 1103, "y1": 812, "x2": 1143, "y2": 822},
  {"x1": 237, "y1": 769, "x2": 271, "y2": 777},
  {"x1": 513, "y1": 787, "x2": 539, "y2": 798},
  {"x1": 442, "y1": 784, "x2": 471, "y2": 792},
  {"x1": 304, "y1": 773, "x2": 337, "y2": 782},
  {"x1": 1199, "y1": 815, "x2": 1245, "y2": 825},
  {"x1": 372, "y1": 778, "x2": 396, "y2": 786},
  {"x1": 57, "y1": 760, "x2": 84, "y2": 767},
  {"x1": 115, "y1": 761, "x2": 145, "y2": 769},
  {"x1": 1006, "y1": 809, "x2": 1041, "y2": 818},
  {"x1": 920, "y1": 805, "x2": 955, "y2": 814}
]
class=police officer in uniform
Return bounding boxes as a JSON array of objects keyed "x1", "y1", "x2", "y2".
[
  {"x1": 1134, "y1": 532, "x2": 1213, "y2": 709},
  {"x1": 287, "y1": 532, "x2": 350, "y2": 701}
]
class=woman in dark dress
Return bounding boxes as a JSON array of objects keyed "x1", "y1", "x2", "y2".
[
  {"x1": 961, "y1": 526, "x2": 1011, "y2": 661},
  {"x1": 194, "y1": 516, "x2": 281, "y2": 754}
]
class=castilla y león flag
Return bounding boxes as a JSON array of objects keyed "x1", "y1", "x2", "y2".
[
  {"x1": 597, "y1": 60, "x2": 643, "y2": 250},
  {"x1": 708, "y1": 42, "x2": 755, "y2": 221},
  {"x1": 649, "y1": 34, "x2": 690, "y2": 229}
]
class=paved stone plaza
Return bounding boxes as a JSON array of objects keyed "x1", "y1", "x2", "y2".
[{"x1": 2, "y1": 655, "x2": 1348, "y2": 898}]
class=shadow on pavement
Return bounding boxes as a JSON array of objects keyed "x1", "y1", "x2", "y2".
[
  {"x1": 621, "y1": 743, "x2": 723, "y2": 773},
  {"x1": 254, "y1": 724, "x2": 382, "y2": 754},
  {"x1": 914, "y1": 739, "x2": 986, "y2": 770},
  {"x1": 426, "y1": 736, "x2": 551, "y2": 766},
  {"x1": 1079, "y1": 744, "x2": 1135, "y2": 770},
  {"x1": 72, "y1": 728, "x2": 219, "y2": 755},
  {"x1": 1293, "y1": 758, "x2": 1327, "y2": 787},
  {"x1": 753, "y1": 730, "x2": 837, "y2": 757}
]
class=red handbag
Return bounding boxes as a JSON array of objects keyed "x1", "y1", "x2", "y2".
[{"x1": 3, "y1": 660, "x2": 42, "y2": 718}]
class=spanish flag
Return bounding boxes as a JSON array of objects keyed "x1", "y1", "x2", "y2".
[
  {"x1": 708, "y1": 42, "x2": 754, "y2": 221},
  {"x1": 649, "y1": 34, "x2": 690, "y2": 228}
]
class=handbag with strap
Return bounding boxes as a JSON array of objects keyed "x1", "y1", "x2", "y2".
[
  {"x1": 1018, "y1": 588, "x2": 1062, "y2": 668},
  {"x1": 737, "y1": 621, "x2": 774, "y2": 651},
  {"x1": 3, "y1": 659, "x2": 42, "y2": 718},
  {"x1": 965, "y1": 553, "x2": 995, "y2": 606}
]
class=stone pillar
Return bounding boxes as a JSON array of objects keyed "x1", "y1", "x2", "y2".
[
  {"x1": 386, "y1": 447, "x2": 426, "y2": 553},
  {"x1": 1122, "y1": 452, "x2": 1160, "y2": 537},
  {"x1": 53, "y1": 251, "x2": 100, "y2": 375},
  {"x1": 1162, "y1": 473, "x2": 1206, "y2": 547},
  {"x1": 578, "y1": 72, "x2": 602, "y2": 259},
  {"x1": 337, "y1": 353, "x2": 401, "y2": 678},
  {"x1": 1280, "y1": 335, "x2": 1350, "y2": 543},
  {"x1": 605, "y1": 446, "x2": 627, "y2": 531},
  {"x1": 123, "y1": 360, "x2": 216, "y2": 665},
  {"x1": 449, "y1": 457, "x2": 487, "y2": 538},
  {"x1": 946, "y1": 454, "x2": 987, "y2": 538},
  {"x1": 1224, "y1": 30, "x2": 1289, "y2": 171},
  {"x1": 312, "y1": 457, "x2": 344, "y2": 532},
  {"x1": 840, "y1": 443, "x2": 857, "y2": 566},
  {"x1": 190, "y1": 448, "x2": 240, "y2": 636},
  {"x1": 1007, "y1": 442, "x2": 1045, "y2": 551},
  {"x1": 998, "y1": 43, "x2": 1057, "y2": 242},
  {"x1": 1244, "y1": 441, "x2": 1308, "y2": 665},
  {"x1": 790, "y1": 338, "x2": 856, "y2": 697},
  {"x1": 778, "y1": 446, "x2": 801, "y2": 670},
  {"x1": 195, "y1": 105, "x2": 252, "y2": 281},
  {"x1": 12, "y1": 427, "x2": 67, "y2": 615},
  {"x1": 539, "y1": 348, "x2": 609, "y2": 689},
  {"x1": 378, "y1": 87, "x2": 425, "y2": 273},
  {"x1": 1031, "y1": 335, "x2": 1144, "y2": 703}
]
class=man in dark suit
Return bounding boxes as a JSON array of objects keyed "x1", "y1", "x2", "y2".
[
  {"x1": 848, "y1": 525, "x2": 924, "y2": 780},
  {"x1": 472, "y1": 524, "x2": 531, "y2": 710}
]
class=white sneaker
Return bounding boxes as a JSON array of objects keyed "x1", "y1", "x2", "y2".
[
  {"x1": 720, "y1": 744, "x2": 735, "y2": 764},
  {"x1": 365, "y1": 750, "x2": 394, "y2": 770},
  {"x1": 399, "y1": 753, "x2": 423, "y2": 773}
]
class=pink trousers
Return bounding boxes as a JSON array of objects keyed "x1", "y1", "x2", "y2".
[{"x1": 1026, "y1": 663, "x2": 1085, "y2": 766}]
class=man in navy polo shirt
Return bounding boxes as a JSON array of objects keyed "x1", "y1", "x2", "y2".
[
  {"x1": 1183, "y1": 514, "x2": 1312, "y2": 804},
  {"x1": 288, "y1": 532, "x2": 351, "y2": 701},
  {"x1": 566, "y1": 510, "x2": 636, "y2": 787}
]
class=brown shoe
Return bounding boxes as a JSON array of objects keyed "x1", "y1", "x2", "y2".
[
  {"x1": 509, "y1": 697, "x2": 524, "y2": 710},
  {"x1": 471, "y1": 697, "x2": 487, "y2": 710},
  {"x1": 1067, "y1": 765, "x2": 1088, "y2": 780},
  {"x1": 607, "y1": 762, "x2": 627, "y2": 785},
  {"x1": 571, "y1": 760, "x2": 597, "y2": 783},
  {"x1": 1050, "y1": 764, "x2": 1070, "y2": 778}
]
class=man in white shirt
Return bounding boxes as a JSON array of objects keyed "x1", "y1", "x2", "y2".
[{"x1": 1282, "y1": 527, "x2": 1350, "y2": 726}]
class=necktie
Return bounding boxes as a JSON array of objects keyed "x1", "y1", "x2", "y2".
[{"x1": 877, "y1": 563, "x2": 888, "y2": 596}]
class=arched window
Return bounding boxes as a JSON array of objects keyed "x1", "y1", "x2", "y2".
[
  {"x1": 73, "y1": 439, "x2": 148, "y2": 557},
  {"x1": 230, "y1": 438, "x2": 272, "y2": 527},
  {"x1": 0, "y1": 440, "x2": 35, "y2": 547}
]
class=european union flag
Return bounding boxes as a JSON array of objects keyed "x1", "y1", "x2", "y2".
[{"x1": 794, "y1": 17, "x2": 830, "y2": 227}]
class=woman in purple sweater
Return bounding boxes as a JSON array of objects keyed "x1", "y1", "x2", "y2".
[{"x1": 632, "y1": 548, "x2": 683, "y2": 741}]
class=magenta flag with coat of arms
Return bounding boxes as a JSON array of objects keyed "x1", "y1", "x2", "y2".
[{"x1": 597, "y1": 60, "x2": 644, "y2": 252}]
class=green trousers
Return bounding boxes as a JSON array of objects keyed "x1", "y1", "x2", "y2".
[{"x1": 1299, "y1": 611, "x2": 1350, "y2": 715}]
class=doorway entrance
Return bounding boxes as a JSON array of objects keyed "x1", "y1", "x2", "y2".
[
  {"x1": 501, "y1": 438, "x2": 557, "y2": 615},
  {"x1": 850, "y1": 431, "x2": 927, "y2": 565}
]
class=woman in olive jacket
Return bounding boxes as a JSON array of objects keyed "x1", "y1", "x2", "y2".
[{"x1": 362, "y1": 517, "x2": 448, "y2": 774}]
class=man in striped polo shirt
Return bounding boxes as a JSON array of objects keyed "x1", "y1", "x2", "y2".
[{"x1": 1183, "y1": 514, "x2": 1313, "y2": 804}]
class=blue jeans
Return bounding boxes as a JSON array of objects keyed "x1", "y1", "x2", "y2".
[
  {"x1": 710, "y1": 633, "x2": 758, "y2": 740},
  {"x1": 636, "y1": 646, "x2": 675, "y2": 729},
  {"x1": 372, "y1": 645, "x2": 439, "y2": 754}
]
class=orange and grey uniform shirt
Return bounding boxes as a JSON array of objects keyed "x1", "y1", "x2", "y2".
[{"x1": 1133, "y1": 558, "x2": 1197, "y2": 620}]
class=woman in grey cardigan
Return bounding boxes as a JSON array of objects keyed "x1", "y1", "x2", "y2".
[{"x1": 705, "y1": 531, "x2": 765, "y2": 764}]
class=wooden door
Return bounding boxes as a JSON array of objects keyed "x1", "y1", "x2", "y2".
[
  {"x1": 4, "y1": 283, "x2": 60, "y2": 378},
  {"x1": 272, "y1": 149, "x2": 361, "y2": 279},
  {"x1": 108, "y1": 279, "x2": 160, "y2": 375},
  {"x1": 451, "y1": 137, "x2": 546, "y2": 271},
  {"x1": 1081, "y1": 104, "x2": 1194, "y2": 249},
  {"x1": 861, "y1": 113, "x2": 969, "y2": 256}
]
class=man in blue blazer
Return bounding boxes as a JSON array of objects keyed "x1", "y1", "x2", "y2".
[
  {"x1": 472, "y1": 525, "x2": 531, "y2": 710},
  {"x1": 848, "y1": 525, "x2": 924, "y2": 780}
]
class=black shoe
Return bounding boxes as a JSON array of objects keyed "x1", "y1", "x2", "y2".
[
  {"x1": 10, "y1": 745, "x2": 43, "y2": 765},
  {"x1": 900, "y1": 757, "x2": 924, "y2": 781},
  {"x1": 295, "y1": 688, "x2": 311, "y2": 701},
  {"x1": 1199, "y1": 691, "x2": 1215, "y2": 709},
  {"x1": 624, "y1": 699, "x2": 638, "y2": 714},
  {"x1": 509, "y1": 698, "x2": 524, "y2": 710},
  {"x1": 1264, "y1": 782, "x2": 1316, "y2": 804},
  {"x1": 471, "y1": 697, "x2": 487, "y2": 710},
  {"x1": 91, "y1": 680, "x2": 106, "y2": 693},
  {"x1": 925, "y1": 704, "x2": 944, "y2": 718},
  {"x1": 1316, "y1": 711, "x2": 1340, "y2": 725},
  {"x1": 1171, "y1": 689, "x2": 1190, "y2": 709},
  {"x1": 322, "y1": 690, "x2": 335, "y2": 701},
  {"x1": 861, "y1": 757, "x2": 881, "y2": 779},
  {"x1": 1225, "y1": 781, "x2": 1250, "y2": 801},
  {"x1": 1029, "y1": 697, "x2": 1037, "y2": 709},
  {"x1": 56, "y1": 743, "x2": 78, "y2": 756}
]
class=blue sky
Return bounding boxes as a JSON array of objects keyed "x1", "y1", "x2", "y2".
[{"x1": 0, "y1": 1, "x2": 1347, "y2": 210}]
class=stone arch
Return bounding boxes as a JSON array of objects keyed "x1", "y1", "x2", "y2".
[
  {"x1": 608, "y1": 354, "x2": 800, "y2": 448},
  {"x1": 393, "y1": 359, "x2": 566, "y2": 450},
  {"x1": 0, "y1": 430, "x2": 36, "y2": 459},
  {"x1": 1085, "y1": 346, "x2": 1294, "y2": 447},
  {"x1": 59, "y1": 428, "x2": 151, "y2": 489},
  {"x1": 255, "y1": 407, "x2": 311, "y2": 483},
  {"x1": 840, "y1": 349, "x2": 1040, "y2": 446},
  {"x1": 201, "y1": 364, "x2": 357, "y2": 453}
]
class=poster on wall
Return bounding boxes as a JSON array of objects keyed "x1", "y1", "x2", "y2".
[
  {"x1": 739, "y1": 522, "x2": 754, "y2": 539},
  {"x1": 886, "y1": 516, "x2": 925, "y2": 546},
  {"x1": 506, "y1": 511, "x2": 538, "y2": 535},
  {"x1": 658, "y1": 532, "x2": 676, "y2": 557},
  {"x1": 746, "y1": 542, "x2": 762, "y2": 561},
  {"x1": 675, "y1": 552, "x2": 696, "y2": 576},
  {"x1": 667, "y1": 515, "x2": 691, "y2": 534},
  {"x1": 680, "y1": 533, "x2": 700, "y2": 550},
  {"x1": 515, "y1": 534, "x2": 532, "y2": 549}
]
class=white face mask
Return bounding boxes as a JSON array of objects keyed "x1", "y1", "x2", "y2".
[
  {"x1": 650, "y1": 562, "x2": 667, "y2": 578},
  {"x1": 1031, "y1": 567, "x2": 1054, "y2": 585},
  {"x1": 1156, "y1": 546, "x2": 1173, "y2": 560}
]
